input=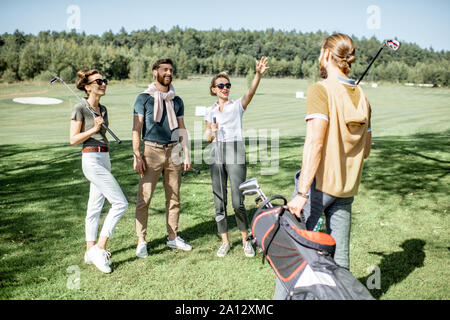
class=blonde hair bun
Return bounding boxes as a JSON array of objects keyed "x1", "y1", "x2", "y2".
[{"x1": 323, "y1": 33, "x2": 355, "y2": 75}]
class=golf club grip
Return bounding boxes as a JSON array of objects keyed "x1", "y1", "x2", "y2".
[
  {"x1": 102, "y1": 124, "x2": 121, "y2": 144},
  {"x1": 84, "y1": 103, "x2": 121, "y2": 144}
]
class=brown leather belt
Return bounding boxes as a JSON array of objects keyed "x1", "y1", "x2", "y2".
[
  {"x1": 82, "y1": 146, "x2": 109, "y2": 153},
  {"x1": 144, "y1": 141, "x2": 178, "y2": 149}
]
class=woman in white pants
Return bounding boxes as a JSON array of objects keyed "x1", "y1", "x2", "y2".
[{"x1": 70, "y1": 69, "x2": 128, "y2": 273}]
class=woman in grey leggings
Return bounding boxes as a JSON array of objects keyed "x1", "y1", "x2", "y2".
[
  {"x1": 70, "y1": 69, "x2": 128, "y2": 273},
  {"x1": 204, "y1": 57, "x2": 269, "y2": 258}
]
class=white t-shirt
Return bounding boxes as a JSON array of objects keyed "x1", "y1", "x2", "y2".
[{"x1": 204, "y1": 98, "x2": 245, "y2": 142}]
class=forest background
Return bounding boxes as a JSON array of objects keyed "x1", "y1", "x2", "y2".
[{"x1": 1, "y1": 27, "x2": 449, "y2": 85}]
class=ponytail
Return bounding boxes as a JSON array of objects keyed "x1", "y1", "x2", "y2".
[{"x1": 322, "y1": 34, "x2": 355, "y2": 75}]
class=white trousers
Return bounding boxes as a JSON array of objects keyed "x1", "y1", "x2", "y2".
[{"x1": 81, "y1": 152, "x2": 128, "y2": 241}]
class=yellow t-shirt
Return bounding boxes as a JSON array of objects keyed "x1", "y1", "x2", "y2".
[
  {"x1": 310, "y1": 78, "x2": 372, "y2": 197},
  {"x1": 306, "y1": 80, "x2": 371, "y2": 129}
]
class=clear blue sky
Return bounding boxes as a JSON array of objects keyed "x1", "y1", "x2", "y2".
[{"x1": 1, "y1": 0, "x2": 449, "y2": 51}]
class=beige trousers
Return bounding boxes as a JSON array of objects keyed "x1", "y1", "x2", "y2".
[{"x1": 135, "y1": 143, "x2": 182, "y2": 239}]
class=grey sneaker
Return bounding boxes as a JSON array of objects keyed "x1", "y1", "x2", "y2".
[
  {"x1": 217, "y1": 242, "x2": 230, "y2": 258},
  {"x1": 136, "y1": 242, "x2": 149, "y2": 258},
  {"x1": 167, "y1": 236, "x2": 192, "y2": 251},
  {"x1": 243, "y1": 241, "x2": 255, "y2": 258}
]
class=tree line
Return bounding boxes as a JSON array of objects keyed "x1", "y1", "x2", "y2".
[{"x1": 1, "y1": 27, "x2": 449, "y2": 86}]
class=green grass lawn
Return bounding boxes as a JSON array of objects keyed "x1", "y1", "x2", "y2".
[{"x1": 0, "y1": 78, "x2": 449, "y2": 300}]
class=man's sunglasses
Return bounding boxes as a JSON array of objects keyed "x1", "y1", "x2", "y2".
[
  {"x1": 88, "y1": 78, "x2": 109, "y2": 86},
  {"x1": 216, "y1": 83, "x2": 231, "y2": 89}
]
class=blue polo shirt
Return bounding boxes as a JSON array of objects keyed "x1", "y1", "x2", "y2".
[{"x1": 133, "y1": 93, "x2": 184, "y2": 144}]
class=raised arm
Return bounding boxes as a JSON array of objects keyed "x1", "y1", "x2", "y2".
[{"x1": 241, "y1": 56, "x2": 269, "y2": 110}]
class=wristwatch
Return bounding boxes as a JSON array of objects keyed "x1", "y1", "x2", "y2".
[{"x1": 297, "y1": 191, "x2": 309, "y2": 200}]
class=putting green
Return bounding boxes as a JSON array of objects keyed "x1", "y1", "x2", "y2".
[{"x1": 12, "y1": 97, "x2": 63, "y2": 105}]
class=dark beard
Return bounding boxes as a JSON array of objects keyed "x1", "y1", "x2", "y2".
[{"x1": 156, "y1": 73, "x2": 172, "y2": 87}]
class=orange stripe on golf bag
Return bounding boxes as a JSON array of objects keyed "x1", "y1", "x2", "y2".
[{"x1": 290, "y1": 224, "x2": 336, "y2": 246}]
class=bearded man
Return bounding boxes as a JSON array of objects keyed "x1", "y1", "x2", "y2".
[{"x1": 132, "y1": 58, "x2": 192, "y2": 258}]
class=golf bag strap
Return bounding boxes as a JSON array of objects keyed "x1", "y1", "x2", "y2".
[
  {"x1": 259, "y1": 195, "x2": 287, "y2": 210},
  {"x1": 262, "y1": 221, "x2": 280, "y2": 265}
]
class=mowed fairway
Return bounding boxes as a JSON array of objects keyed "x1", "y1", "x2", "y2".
[{"x1": 0, "y1": 77, "x2": 449, "y2": 300}]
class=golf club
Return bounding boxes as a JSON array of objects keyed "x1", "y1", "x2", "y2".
[
  {"x1": 239, "y1": 177, "x2": 273, "y2": 208},
  {"x1": 181, "y1": 167, "x2": 201, "y2": 176},
  {"x1": 241, "y1": 178, "x2": 326, "y2": 231},
  {"x1": 239, "y1": 177, "x2": 259, "y2": 191},
  {"x1": 239, "y1": 177, "x2": 270, "y2": 249},
  {"x1": 242, "y1": 189, "x2": 258, "y2": 196},
  {"x1": 242, "y1": 188, "x2": 265, "y2": 207},
  {"x1": 50, "y1": 76, "x2": 122, "y2": 144},
  {"x1": 356, "y1": 39, "x2": 400, "y2": 85}
]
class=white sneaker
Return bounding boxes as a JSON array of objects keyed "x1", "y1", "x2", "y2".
[
  {"x1": 86, "y1": 245, "x2": 112, "y2": 273},
  {"x1": 167, "y1": 236, "x2": 192, "y2": 251},
  {"x1": 85, "y1": 250, "x2": 111, "y2": 265},
  {"x1": 216, "y1": 242, "x2": 230, "y2": 258},
  {"x1": 243, "y1": 241, "x2": 255, "y2": 258},
  {"x1": 136, "y1": 242, "x2": 148, "y2": 258}
]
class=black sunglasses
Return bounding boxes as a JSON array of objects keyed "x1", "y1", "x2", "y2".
[
  {"x1": 216, "y1": 83, "x2": 231, "y2": 89},
  {"x1": 88, "y1": 78, "x2": 108, "y2": 86}
]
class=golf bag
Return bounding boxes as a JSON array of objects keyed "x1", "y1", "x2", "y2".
[{"x1": 251, "y1": 195, "x2": 374, "y2": 300}]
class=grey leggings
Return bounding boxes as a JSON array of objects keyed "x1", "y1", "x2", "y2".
[{"x1": 210, "y1": 141, "x2": 249, "y2": 234}]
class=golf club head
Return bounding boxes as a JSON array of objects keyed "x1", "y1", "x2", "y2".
[
  {"x1": 239, "y1": 178, "x2": 259, "y2": 191},
  {"x1": 242, "y1": 189, "x2": 259, "y2": 196},
  {"x1": 49, "y1": 77, "x2": 60, "y2": 84},
  {"x1": 385, "y1": 39, "x2": 400, "y2": 51}
]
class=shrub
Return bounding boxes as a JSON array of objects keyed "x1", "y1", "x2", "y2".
[
  {"x1": 59, "y1": 66, "x2": 76, "y2": 83},
  {"x1": 37, "y1": 70, "x2": 55, "y2": 82},
  {"x1": 1, "y1": 69, "x2": 18, "y2": 83}
]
